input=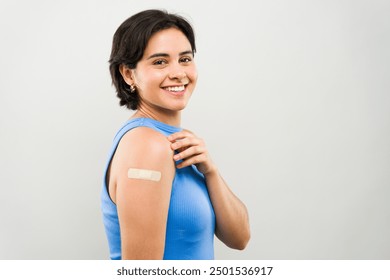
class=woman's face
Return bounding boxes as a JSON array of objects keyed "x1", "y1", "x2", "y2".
[{"x1": 126, "y1": 28, "x2": 197, "y2": 114}]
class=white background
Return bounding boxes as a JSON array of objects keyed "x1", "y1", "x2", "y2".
[{"x1": 0, "y1": 0, "x2": 389, "y2": 259}]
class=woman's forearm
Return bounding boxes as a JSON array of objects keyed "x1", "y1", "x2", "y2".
[{"x1": 205, "y1": 169, "x2": 250, "y2": 250}]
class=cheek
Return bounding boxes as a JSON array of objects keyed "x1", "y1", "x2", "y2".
[
  {"x1": 188, "y1": 67, "x2": 198, "y2": 83},
  {"x1": 136, "y1": 70, "x2": 166, "y2": 88}
]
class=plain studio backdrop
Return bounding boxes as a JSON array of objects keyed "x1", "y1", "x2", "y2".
[{"x1": 0, "y1": 0, "x2": 389, "y2": 259}]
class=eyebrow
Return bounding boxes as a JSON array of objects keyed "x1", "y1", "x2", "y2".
[{"x1": 147, "y1": 50, "x2": 193, "y2": 60}]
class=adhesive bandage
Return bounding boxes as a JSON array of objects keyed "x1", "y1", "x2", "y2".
[{"x1": 127, "y1": 168, "x2": 161, "y2": 182}]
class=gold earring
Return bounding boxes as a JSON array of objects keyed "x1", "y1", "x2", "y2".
[{"x1": 130, "y1": 84, "x2": 136, "y2": 93}]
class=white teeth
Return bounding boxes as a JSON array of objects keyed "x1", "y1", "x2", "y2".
[{"x1": 165, "y1": 85, "x2": 185, "y2": 92}]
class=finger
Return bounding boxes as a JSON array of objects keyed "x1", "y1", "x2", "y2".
[
  {"x1": 176, "y1": 154, "x2": 208, "y2": 169},
  {"x1": 167, "y1": 130, "x2": 195, "y2": 142},
  {"x1": 170, "y1": 136, "x2": 200, "y2": 151},
  {"x1": 173, "y1": 146, "x2": 205, "y2": 161}
]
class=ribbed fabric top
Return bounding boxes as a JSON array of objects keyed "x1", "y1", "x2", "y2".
[{"x1": 101, "y1": 118, "x2": 215, "y2": 260}]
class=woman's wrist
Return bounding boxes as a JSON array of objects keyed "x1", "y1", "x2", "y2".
[{"x1": 202, "y1": 164, "x2": 219, "y2": 179}]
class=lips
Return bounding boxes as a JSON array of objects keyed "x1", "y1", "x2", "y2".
[
  {"x1": 162, "y1": 84, "x2": 187, "y2": 96},
  {"x1": 163, "y1": 85, "x2": 185, "y2": 92}
]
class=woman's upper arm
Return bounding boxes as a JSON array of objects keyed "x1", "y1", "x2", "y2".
[{"x1": 112, "y1": 127, "x2": 175, "y2": 259}]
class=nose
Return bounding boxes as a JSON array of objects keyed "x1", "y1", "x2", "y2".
[
  {"x1": 168, "y1": 64, "x2": 187, "y2": 81},
  {"x1": 169, "y1": 72, "x2": 186, "y2": 80}
]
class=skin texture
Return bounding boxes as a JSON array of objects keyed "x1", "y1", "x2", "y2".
[
  {"x1": 108, "y1": 127, "x2": 175, "y2": 259},
  {"x1": 120, "y1": 28, "x2": 197, "y2": 126},
  {"x1": 108, "y1": 27, "x2": 250, "y2": 259}
]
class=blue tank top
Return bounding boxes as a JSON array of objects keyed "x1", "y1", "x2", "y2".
[{"x1": 101, "y1": 118, "x2": 215, "y2": 260}]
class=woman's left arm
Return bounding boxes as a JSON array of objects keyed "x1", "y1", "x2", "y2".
[{"x1": 168, "y1": 130, "x2": 250, "y2": 250}]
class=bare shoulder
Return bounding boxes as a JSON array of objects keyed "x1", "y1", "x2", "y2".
[
  {"x1": 111, "y1": 127, "x2": 176, "y2": 259},
  {"x1": 108, "y1": 126, "x2": 176, "y2": 204},
  {"x1": 117, "y1": 127, "x2": 173, "y2": 156},
  {"x1": 112, "y1": 126, "x2": 175, "y2": 178}
]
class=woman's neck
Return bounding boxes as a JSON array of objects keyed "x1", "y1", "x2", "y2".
[{"x1": 131, "y1": 107, "x2": 181, "y2": 127}]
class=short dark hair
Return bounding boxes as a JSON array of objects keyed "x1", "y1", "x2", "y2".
[{"x1": 109, "y1": 9, "x2": 196, "y2": 110}]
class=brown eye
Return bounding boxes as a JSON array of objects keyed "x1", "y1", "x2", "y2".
[
  {"x1": 180, "y1": 57, "x2": 192, "y2": 63},
  {"x1": 153, "y1": 59, "x2": 167, "y2": 65}
]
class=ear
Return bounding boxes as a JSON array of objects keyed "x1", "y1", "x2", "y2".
[{"x1": 119, "y1": 64, "x2": 135, "y2": 86}]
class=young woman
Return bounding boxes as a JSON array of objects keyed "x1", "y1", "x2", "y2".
[{"x1": 101, "y1": 9, "x2": 250, "y2": 260}]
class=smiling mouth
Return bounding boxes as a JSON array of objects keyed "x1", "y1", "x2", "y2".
[{"x1": 163, "y1": 85, "x2": 186, "y2": 92}]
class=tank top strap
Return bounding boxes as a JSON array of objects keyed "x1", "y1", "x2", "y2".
[{"x1": 113, "y1": 118, "x2": 182, "y2": 147}]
